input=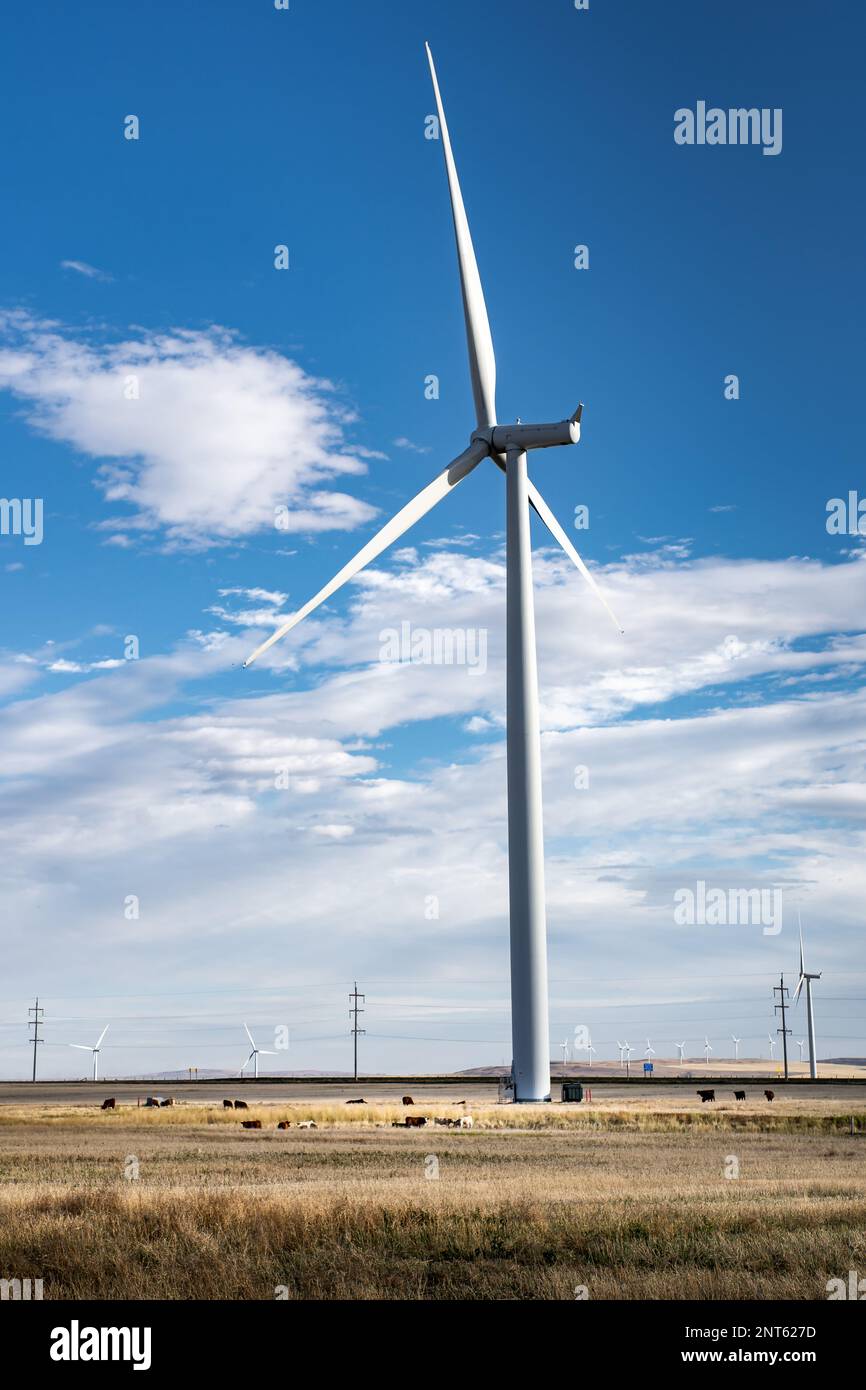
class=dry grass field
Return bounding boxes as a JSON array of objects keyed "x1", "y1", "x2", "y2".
[{"x1": 1, "y1": 1094, "x2": 864, "y2": 1300}]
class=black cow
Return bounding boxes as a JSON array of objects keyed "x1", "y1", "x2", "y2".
[
  {"x1": 241, "y1": 1119, "x2": 262, "y2": 1129},
  {"x1": 346, "y1": 1098, "x2": 366, "y2": 1105},
  {"x1": 234, "y1": 1099, "x2": 248, "y2": 1110},
  {"x1": 101, "y1": 1097, "x2": 116, "y2": 1111},
  {"x1": 697, "y1": 1089, "x2": 716, "y2": 1103},
  {"x1": 765, "y1": 1089, "x2": 775, "y2": 1102},
  {"x1": 222, "y1": 1098, "x2": 234, "y2": 1109},
  {"x1": 734, "y1": 1090, "x2": 746, "y2": 1101},
  {"x1": 402, "y1": 1096, "x2": 414, "y2": 1106}
]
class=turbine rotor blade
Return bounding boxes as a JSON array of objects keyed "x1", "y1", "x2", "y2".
[
  {"x1": 425, "y1": 44, "x2": 497, "y2": 428},
  {"x1": 244, "y1": 1023, "x2": 256, "y2": 1049},
  {"x1": 526, "y1": 478, "x2": 624, "y2": 634},
  {"x1": 69, "y1": 1044, "x2": 91, "y2": 1051},
  {"x1": 95, "y1": 1025, "x2": 109, "y2": 1050},
  {"x1": 243, "y1": 440, "x2": 489, "y2": 668}
]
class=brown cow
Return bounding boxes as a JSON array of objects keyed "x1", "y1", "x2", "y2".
[
  {"x1": 101, "y1": 1097, "x2": 116, "y2": 1111},
  {"x1": 241, "y1": 1119, "x2": 262, "y2": 1129},
  {"x1": 159, "y1": 1097, "x2": 174, "y2": 1107},
  {"x1": 234, "y1": 1099, "x2": 248, "y2": 1110},
  {"x1": 697, "y1": 1089, "x2": 716, "y2": 1103},
  {"x1": 765, "y1": 1089, "x2": 775, "y2": 1102},
  {"x1": 276, "y1": 1120, "x2": 291, "y2": 1130},
  {"x1": 405, "y1": 1115, "x2": 427, "y2": 1127},
  {"x1": 734, "y1": 1090, "x2": 746, "y2": 1101},
  {"x1": 222, "y1": 1099, "x2": 234, "y2": 1109},
  {"x1": 402, "y1": 1096, "x2": 414, "y2": 1106}
]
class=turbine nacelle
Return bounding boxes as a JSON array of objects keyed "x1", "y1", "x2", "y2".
[{"x1": 476, "y1": 406, "x2": 583, "y2": 456}]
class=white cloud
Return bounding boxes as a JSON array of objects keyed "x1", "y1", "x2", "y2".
[
  {"x1": 0, "y1": 311, "x2": 379, "y2": 546},
  {"x1": 60, "y1": 259, "x2": 113, "y2": 283}
]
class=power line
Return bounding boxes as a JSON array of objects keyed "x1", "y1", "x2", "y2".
[
  {"x1": 28, "y1": 997, "x2": 43, "y2": 1082},
  {"x1": 349, "y1": 983, "x2": 365, "y2": 1081}
]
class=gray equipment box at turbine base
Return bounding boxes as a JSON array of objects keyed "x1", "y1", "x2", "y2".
[{"x1": 562, "y1": 1082, "x2": 584, "y2": 1103}]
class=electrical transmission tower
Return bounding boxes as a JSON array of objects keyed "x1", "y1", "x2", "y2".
[
  {"x1": 349, "y1": 983, "x2": 365, "y2": 1081},
  {"x1": 774, "y1": 975, "x2": 791, "y2": 1081},
  {"x1": 28, "y1": 997, "x2": 44, "y2": 1082}
]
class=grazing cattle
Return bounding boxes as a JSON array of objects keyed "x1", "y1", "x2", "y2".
[
  {"x1": 458, "y1": 1116, "x2": 474, "y2": 1129},
  {"x1": 697, "y1": 1089, "x2": 716, "y2": 1103},
  {"x1": 765, "y1": 1089, "x2": 775, "y2": 1102},
  {"x1": 734, "y1": 1090, "x2": 746, "y2": 1102},
  {"x1": 276, "y1": 1121, "x2": 291, "y2": 1130},
  {"x1": 222, "y1": 1099, "x2": 234, "y2": 1109},
  {"x1": 241, "y1": 1119, "x2": 262, "y2": 1129},
  {"x1": 234, "y1": 1099, "x2": 248, "y2": 1110},
  {"x1": 101, "y1": 1098, "x2": 116, "y2": 1111},
  {"x1": 405, "y1": 1116, "x2": 427, "y2": 1128},
  {"x1": 346, "y1": 1098, "x2": 366, "y2": 1105},
  {"x1": 298, "y1": 1120, "x2": 317, "y2": 1130},
  {"x1": 159, "y1": 1098, "x2": 174, "y2": 1107},
  {"x1": 402, "y1": 1096, "x2": 414, "y2": 1106}
]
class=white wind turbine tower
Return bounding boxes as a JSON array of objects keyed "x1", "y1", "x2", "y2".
[
  {"x1": 586, "y1": 1042, "x2": 596, "y2": 1067},
  {"x1": 796, "y1": 1038, "x2": 806, "y2": 1063},
  {"x1": 703, "y1": 1037, "x2": 713, "y2": 1065},
  {"x1": 767, "y1": 1033, "x2": 776, "y2": 1063},
  {"x1": 560, "y1": 1039, "x2": 570, "y2": 1066},
  {"x1": 239, "y1": 1024, "x2": 276, "y2": 1080},
  {"x1": 242, "y1": 46, "x2": 622, "y2": 1103},
  {"x1": 644, "y1": 1039, "x2": 656, "y2": 1064},
  {"x1": 794, "y1": 918, "x2": 821, "y2": 1080},
  {"x1": 676, "y1": 1041, "x2": 686, "y2": 1065},
  {"x1": 731, "y1": 1035, "x2": 741, "y2": 1062},
  {"x1": 623, "y1": 1041, "x2": 633, "y2": 1075},
  {"x1": 69, "y1": 1025, "x2": 109, "y2": 1082},
  {"x1": 616, "y1": 1040, "x2": 626, "y2": 1068}
]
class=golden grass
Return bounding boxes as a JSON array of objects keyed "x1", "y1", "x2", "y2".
[{"x1": 1, "y1": 1104, "x2": 864, "y2": 1299}]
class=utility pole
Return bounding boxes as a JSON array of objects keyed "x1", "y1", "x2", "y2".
[
  {"x1": 28, "y1": 997, "x2": 44, "y2": 1082},
  {"x1": 349, "y1": 983, "x2": 365, "y2": 1082},
  {"x1": 774, "y1": 975, "x2": 791, "y2": 1081}
]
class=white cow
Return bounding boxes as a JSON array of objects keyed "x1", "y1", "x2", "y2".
[{"x1": 458, "y1": 1116, "x2": 474, "y2": 1129}]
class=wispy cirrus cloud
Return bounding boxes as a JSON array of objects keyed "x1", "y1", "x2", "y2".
[{"x1": 60, "y1": 259, "x2": 113, "y2": 282}]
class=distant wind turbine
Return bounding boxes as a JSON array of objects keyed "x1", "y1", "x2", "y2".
[
  {"x1": 560, "y1": 1039, "x2": 570, "y2": 1065},
  {"x1": 239, "y1": 1024, "x2": 276, "y2": 1080},
  {"x1": 241, "y1": 44, "x2": 622, "y2": 1105},
  {"x1": 704, "y1": 1037, "x2": 713, "y2": 1064},
  {"x1": 644, "y1": 1039, "x2": 656, "y2": 1063},
  {"x1": 586, "y1": 1042, "x2": 596, "y2": 1067},
  {"x1": 616, "y1": 1040, "x2": 626, "y2": 1067},
  {"x1": 731, "y1": 1035, "x2": 741, "y2": 1062},
  {"x1": 796, "y1": 1038, "x2": 806, "y2": 1063},
  {"x1": 767, "y1": 1033, "x2": 776, "y2": 1062},
  {"x1": 676, "y1": 1041, "x2": 687, "y2": 1065},
  {"x1": 794, "y1": 916, "x2": 821, "y2": 1080},
  {"x1": 69, "y1": 1025, "x2": 109, "y2": 1082}
]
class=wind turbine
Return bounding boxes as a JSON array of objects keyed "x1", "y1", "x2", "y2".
[
  {"x1": 616, "y1": 1040, "x2": 626, "y2": 1067},
  {"x1": 560, "y1": 1039, "x2": 570, "y2": 1066},
  {"x1": 796, "y1": 1038, "x2": 806, "y2": 1063},
  {"x1": 644, "y1": 1039, "x2": 656, "y2": 1063},
  {"x1": 794, "y1": 918, "x2": 821, "y2": 1080},
  {"x1": 586, "y1": 1042, "x2": 596, "y2": 1067},
  {"x1": 703, "y1": 1037, "x2": 713, "y2": 1065},
  {"x1": 731, "y1": 1035, "x2": 741, "y2": 1062},
  {"x1": 241, "y1": 47, "x2": 622, "y2": 1104},
  {"x1": 624, "y1": 1041, "x2": 633, "y2": 1076},
  {"x1": 239, "y1": 1024, "x2": 276, "y2": 1080},
  {"x1": 676, "y1": 1041, "x2": 686, "y2": 1065},
  {"x1": 767, "y1": 1033, "x2": 776, "y2": 1063},
  {"x1": 69, "y1": 1025, "x2": 109, "y2": 1082}
]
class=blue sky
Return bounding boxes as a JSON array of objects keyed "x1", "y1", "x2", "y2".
[{"x1": 0, "y1": 0, "x2": 864, "y2": 1077}]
